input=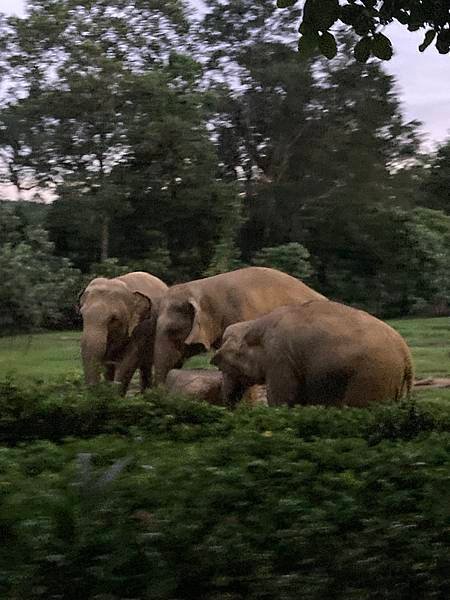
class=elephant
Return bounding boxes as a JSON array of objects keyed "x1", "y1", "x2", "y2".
[
  {"x1": 78, "y1": 272, "x2": 168, "y2": 386},
  {"x1": 165, "y1": 369, "x2": 267, "y2": 406},
  {"x1": 165, "y1": 369, "x2": 224, "y2": 405},
  {"x1": 211, "y1": 300, "x2": 414, "y2": 408},
  {"x1": 152, "y1": 266, "x2": 325, "y2": 385},
  {"x1": 114, "y1": 308, "x2": 202, "y2": 396},
  {"x1": 112, "y1": 317, "x2": 157, "y2": 396}
]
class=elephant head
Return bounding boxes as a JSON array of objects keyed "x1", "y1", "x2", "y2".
[
  {"x1": 211, "y1": 320, "x2": 266, "y2": 406},
  {"x1": 78, "y1": 277, "x2": 152, "y2": 385},
  {"x1": 153, "y1": 293, "x2": 219, "y2": 384}
]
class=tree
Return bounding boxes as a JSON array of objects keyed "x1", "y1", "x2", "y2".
[
  {"x1": 277, "y1": 0, "x2": 450, "y2": 60},
  {"x1": 0, "y1": 205, "x2": 81, "y2": 333},
  {"x1": 0, "y1": 0, "x2": 189, "y2": 262},
  {"x1": 204, "y1": 188, "x2": 245, "y2": 276},
  {"x1": 251, "y1": 243, "x2": 314, "y2": 280},
  {"x1": 201, "y1": 5, "x2": 426, "y2": 314},
  {"x1": 420, "y1": 138, "x2": 450, "y2": 214}
]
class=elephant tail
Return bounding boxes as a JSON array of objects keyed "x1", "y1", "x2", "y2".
[{"x1": 401, "y1": 354, "x2": 414, "y2": 401}]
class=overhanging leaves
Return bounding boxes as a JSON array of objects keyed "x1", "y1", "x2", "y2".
[
  {"x1": 371, "y1": 32, "x2": 393, "y2": 60},
  {"x1": 277, "y1": 0, "x2": 450, "y2": 60},
  {"x1": 354, "y1": 36, "x2": 371, "y2": 62},
  {"x1": 319, "y1": 31, "x2": 338, "y2": 59}
]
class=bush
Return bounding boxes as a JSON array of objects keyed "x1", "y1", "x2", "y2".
[
  {"x1": 0, "y1": 378, "x2": 448, "y2": 446},
  {"x1": 0, "y1": 221, "x2": 83, "y2": 334},
  {"x1": 0, "y1": 378, "x2": 449, "y2": 599},
  {"x1": 251, "y1": 242, "x2": 314, "y2": 281}
]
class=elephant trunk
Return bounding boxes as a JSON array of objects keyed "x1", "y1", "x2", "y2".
[
  {"x1": 81, "y1": 326, "x2": 108, "y2": 385},
  {"x1": 153, "y1": 337, "x2": 184, "y2": 385}
]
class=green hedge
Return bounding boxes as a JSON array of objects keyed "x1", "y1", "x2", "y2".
[
  {"x1": 1, "y1": 377, "x2": 449, "y2": 446},
  {"x1": 0, "y1": 379, "x2": 449, "y2": 598}
]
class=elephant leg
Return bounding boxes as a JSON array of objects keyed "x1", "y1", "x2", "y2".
[
  {"x1": 222, "y1": 373, "x2": 246, "y2": 409},
  {"x1": 104, "y1": 363, "x2": 115, "y2": 382},
  {"x1": 266, "y1": 364, "x2": 299, "y2": 407},
  {"x1": 139, "y1": 341, "x2": 154, "y2": 394},
  {"x1": 139, "y1": 361, "x2": 153, "y2": 393}
]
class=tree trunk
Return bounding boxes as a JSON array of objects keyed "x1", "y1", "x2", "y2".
[{"x1": 100, "y1": 214, "x2": 109, "y2": 262}]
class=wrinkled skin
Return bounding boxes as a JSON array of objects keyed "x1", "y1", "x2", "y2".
[
  {"x1": 115, "y1": 307, "x2": 205, "y2": 395},
  {"x1": 212, "y1": 300, "x2": 414, "y2": 408},
  {"x1": 165, "y1": 369, "x2": 267, "y2": 407},
  {"x1": 78, "y1": 272, "x2": 167, "y2": 386},
  {"x1": 165, "y1": 369, "x2": 224, "y2": 405},
  {"x1": 153, "y1": 266, "x2": 325, "y2": 385},
  {"x1": 113, "y1": 317, "x2": 156, "y2": 396}
]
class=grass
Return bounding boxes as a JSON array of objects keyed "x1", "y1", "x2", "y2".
[
  {"x1": 390, "y1": 316, "x2": 450, "y2": 378},
  {"x1": 0, "y1": 330, "x2": 82, "y2": 379},
  {"x1": 0, "y1": 316, "x2": 449, "y2": 385}
]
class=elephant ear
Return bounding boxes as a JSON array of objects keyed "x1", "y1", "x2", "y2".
[
  {"x1": 75, "y1": 288, "x2": 87, "y2": 314},
  {"x1": 128, "y1": 292, "x2": 153, "y2": 337},
  {"x1": 243, "y1": 321, "x2": 264, "y2": 347},
  {"x1": 184, "y1": 298, "x2": 217, "y2": 351}
]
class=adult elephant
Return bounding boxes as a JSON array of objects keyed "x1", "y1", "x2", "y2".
[
  {"x1": 211, "y1": 300, "x2": 414, "y2": 408},
  {"x1": 78, "y1": 272, "x2": 168, "y2": 386},
  {"x1": 153, "y1": 266, "x2": 325, "y2": 385}
]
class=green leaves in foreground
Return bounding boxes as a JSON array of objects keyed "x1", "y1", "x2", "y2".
[
  {"x1": 280, "y1": 0, "x2": 450, "y2": 60},
  {"x1": 298, "y1": 29, "x2": 393, "y2": 62},
  {"x1": 0, "y1": 378, "x2": 449, "y2": 598}
]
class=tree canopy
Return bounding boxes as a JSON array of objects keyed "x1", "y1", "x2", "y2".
[{"x1": 1, "y1": 0, "x2": 450, "y2": 332}]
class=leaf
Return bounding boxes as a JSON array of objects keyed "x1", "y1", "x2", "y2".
[
  {"x1": 303, "y1": 0, "x2": 340, "y2": 32},
  {"x1": 371, "y1": 33, "x2": 393, "y2": 60},
  {"x1": 297, "y1": 33, "x2": 319, "y2": 58},
  {"x1": 419, "y1": 30, "x2": 436, "y2": 52},
  {"x1": 340, "y1": 4, "x2": 362, "y2": 26},
  {"x1": 354, "y1": 37, "x2": 371, "y2": 62},
  {"x1": 340, "y1": 4, "x2": 372, "y2": 35},
  {"x1": 298, "y1": 21, "x2": 315, "y2": 35},
  {"x1": 277, "y1": 0, "x2": 298, "y2": 7},
  {"x1": 318, "y1": 31, "x2": 338, "y2": 59},
  {"x1": 436, "y1": 29, "x2": 450, "y2": 54}
]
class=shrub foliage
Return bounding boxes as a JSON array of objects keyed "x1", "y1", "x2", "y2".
[{"x1": 0, "y1": 378, "x2": 449, "y2": 598}]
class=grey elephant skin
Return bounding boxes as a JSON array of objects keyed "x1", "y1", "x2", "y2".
[
  {"x1": 166, "y1": 369, "x2": 267, "y2": 406},
  {"x1": 113, "y1": 317, "x2": 157, "y2": 396},
  {"x1": 212, "y1": 300, "x2": 414, "y2": 408},
  {"x1": 78, "y1": 272, "x2": 168, "y2": 386},
  {"x1": 153, "y1": 266, "x2": 325, "y2": 385}
]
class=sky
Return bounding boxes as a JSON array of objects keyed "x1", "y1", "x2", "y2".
[{"x1": 1, "y1": 0, "x2": 449, "y2": 149}]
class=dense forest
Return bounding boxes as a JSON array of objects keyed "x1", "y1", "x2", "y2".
[{"x1": 1, "y1": 0, "x2": 450, "y2": 333}]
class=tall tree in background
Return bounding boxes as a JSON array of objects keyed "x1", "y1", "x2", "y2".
[
  {"x1": 0, "y1": 0, "x2": 448, "y2": 317},
  {"x1": 201, "y1": 2, "x2": 428, "y2": 311},
  {"x1": 420, "y1": 138, "x2": 450, "y2": 214},
  {"x1": 0, "y1": 0, "x2": 189, "y2": 262}
]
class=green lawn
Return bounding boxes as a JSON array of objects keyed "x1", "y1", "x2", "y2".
[
  {"x1": 389, "y1": 316, "x2": 450, "y2": 378},
  {"x1": 0, "y1": 330, "x2": 82, "y2": 379},
  {"x1": 0, "y1": 316, "x2": 449, "y2": 382}
]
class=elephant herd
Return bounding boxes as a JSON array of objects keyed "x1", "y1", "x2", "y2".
[{"x1": 78, "y1": 266, "x2": 414, "y2": 408}]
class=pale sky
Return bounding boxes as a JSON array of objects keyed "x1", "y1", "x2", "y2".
[{"x1": 1, "y1": 0, "x2": 449, "y2": 149}]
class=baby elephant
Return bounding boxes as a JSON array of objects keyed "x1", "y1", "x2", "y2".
[
  {"x1": 113, "y1": 318, "x2": 156, "y2": 396},
  {"x1": 211, "y1": 301, "x2": 414, "y2": 408},
  {"x1": 114, "y1": 316, "x2": 205, "y2": 396}
]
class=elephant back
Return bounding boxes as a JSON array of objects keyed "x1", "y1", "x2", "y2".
[{"x1": 115, "y1": 271, "x2": 168, "y2": 298}]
